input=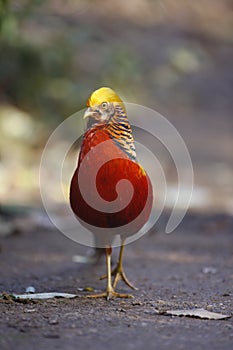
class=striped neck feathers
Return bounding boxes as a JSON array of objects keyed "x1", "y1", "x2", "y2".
[{"x1": 107, "y1": 105, "x2": 136, "y2": 161}]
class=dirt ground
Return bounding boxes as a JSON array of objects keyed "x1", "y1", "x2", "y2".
[{"x1": 0, "y1": 211, "x2": 232, "y2": 350}]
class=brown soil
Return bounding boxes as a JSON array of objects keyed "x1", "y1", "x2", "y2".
[{"x1": 0, "y1": 212, "x2": 232, "y2": 350}]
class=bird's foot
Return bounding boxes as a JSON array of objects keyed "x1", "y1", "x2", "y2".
[
  {"x1": 100, "y1": 265, "x2": 138, "y2": 290},
  {"x1": 113, "y1": 268, "x2": 138, "y2": 290},
  {"x1": 85, "y1": 288, "x2": 133, "y2": 300}
]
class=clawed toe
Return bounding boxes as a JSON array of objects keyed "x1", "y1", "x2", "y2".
[
  {"x1": 99, "y1": 265, "x2": 137, "y2": 290},
  {"x1": 113, "y1": 270, "x2": 138, "y2": 290}
]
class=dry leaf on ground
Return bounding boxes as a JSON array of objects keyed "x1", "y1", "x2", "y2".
[{"x1": 164, "y1": 308, "x2": 231, "y2": 320}]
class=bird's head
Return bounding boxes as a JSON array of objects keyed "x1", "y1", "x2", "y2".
[{"x1": 84, "y1": 87, "x2": 125, "y2": 127}]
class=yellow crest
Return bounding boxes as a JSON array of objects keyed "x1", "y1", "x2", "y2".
[{"x1": 87, "y1": 87, "x2": 125, "y2": 111}]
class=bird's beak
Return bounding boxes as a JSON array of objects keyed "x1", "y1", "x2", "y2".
[{"x1": 83, "y1": 107, "x2": 94, "y2": 119}]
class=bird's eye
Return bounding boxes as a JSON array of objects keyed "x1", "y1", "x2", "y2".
[{"x1": 101, "y1": 102, "x2": 108, "y2": 109}]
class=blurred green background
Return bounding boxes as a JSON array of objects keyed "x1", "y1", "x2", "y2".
[{"x1": 0, "y1": 0, "x2": 232, "y2": 222}]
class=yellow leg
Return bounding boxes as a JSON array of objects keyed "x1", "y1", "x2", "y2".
[
  {"x1": 86, "y1": 247, "x2": 133, "y2": 300},
  {"x1": 100, "y1": 240, "x2": 138, "y2": 290}
]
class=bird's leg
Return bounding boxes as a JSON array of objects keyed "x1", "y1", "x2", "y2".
[
  {"x1": 105, "y1": 247, "x2": 115, "y2": 298},
  {"x1": 86, "y1": 247, "x2": 133, "y2": 300},
  {"x1": 113, "y1": 241, "x2": 138, "y2": 290},
  {"x1": 100, "y1": 240, "x2": 137, "y2": 290}
]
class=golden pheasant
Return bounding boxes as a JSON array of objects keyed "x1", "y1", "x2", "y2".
[{"x1": 70, "y1": 87, "x2": 153, "y2": 299}]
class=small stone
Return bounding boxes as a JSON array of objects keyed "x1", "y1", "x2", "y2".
[
  {"x1": 25, "y1": 286, "x2": 35, "y2": 294},
  {"x1": 83, "y1": 287, "x2": 94, "y2": 292},
  {"x1": 119, "y1": 308, "x2": 126, "y2": 313},
  {"x1": 49, "y1": 316, "x2": 59, "y2": 325},
  {"x1": 202, "y1": 267, "x2": 217, "y2": 274},
  {"x1": 24, "y1": 309, "x2": 36, "y2": 313}
]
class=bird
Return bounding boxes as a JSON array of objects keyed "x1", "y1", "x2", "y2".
[{"x1": 70, "y1": 87, "x2": 153, "y2": 299}]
